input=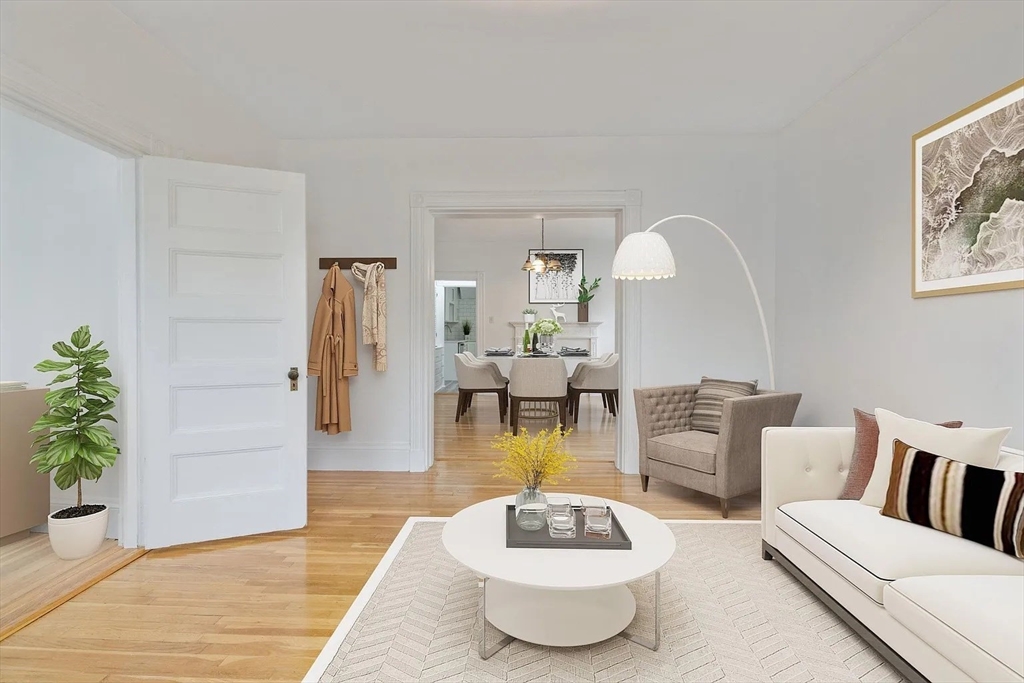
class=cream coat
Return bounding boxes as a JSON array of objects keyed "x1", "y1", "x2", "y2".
[
  {"x1": 308, "y1": 264, "x2": 358, "y2": 434},
  {"x1": 351, "y1": 261, "x2": 387, "y2": 371}
]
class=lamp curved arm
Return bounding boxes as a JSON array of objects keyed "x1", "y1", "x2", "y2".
[{"x1": 645, "y1": 214, "x2": 775, "y2": 390}]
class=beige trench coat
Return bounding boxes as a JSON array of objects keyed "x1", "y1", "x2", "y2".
[{"x1": 308, "y1": 264, "x2": 358, "y2": 433}]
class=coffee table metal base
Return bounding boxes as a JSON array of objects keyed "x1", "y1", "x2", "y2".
[{"x1": 477, "y1": 574, "x2": 660, "y2": 660}]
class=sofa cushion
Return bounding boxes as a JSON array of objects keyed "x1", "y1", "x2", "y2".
[
  {"x1": 884, "y1": 575, "x2": 1024, "y2": 682},
  {"x1": 839, "y1": 408, "x2": 961, "y2": 500},
  {"x1": 777, "y1": 500, "x2": 1023, "y2": 604},
  {"x1": 647, "y1": 430, "x2": 717, "y2": 474},
  {"x1": 882, "y1": 440, "x2": 1024, "y2": 558},
  {"x1": 861, "y1": 408, "x2": 1010, "y2": 507}
]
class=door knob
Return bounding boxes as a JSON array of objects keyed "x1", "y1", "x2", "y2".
[{"x1": 288, "y1": 367, "x2": 299, "y2": 391}]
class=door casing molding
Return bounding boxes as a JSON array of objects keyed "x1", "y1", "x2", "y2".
[{"x1": 410, "y1": 190, "x2": 643, "y2": 474}]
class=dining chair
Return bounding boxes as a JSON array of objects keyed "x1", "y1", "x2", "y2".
[
  {"x1": 453, "y1": 353, "x2": 508, "y2": 423},
  {"x1": 568, "y1": 353, "x2": 619, "y2": 422},
  {"x1": 508, "y1": 357, "x2": 568, "y2": 434}
]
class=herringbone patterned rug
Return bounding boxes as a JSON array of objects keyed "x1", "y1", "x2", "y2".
[{"x1": 314, "y1": 522, "x2": 904, "y2": 683}]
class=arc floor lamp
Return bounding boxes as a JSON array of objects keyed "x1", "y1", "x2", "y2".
[{"x1": 611, "y1": 214, "x2": 775, "y2": 390}]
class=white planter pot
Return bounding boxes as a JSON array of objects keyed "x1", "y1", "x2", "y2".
[
  {"x1": 48, "y1": 506, "x2": 108, "y2": 560},
  {"x1": 524, "y1": 314, "x2": 536, "y2": 324}
]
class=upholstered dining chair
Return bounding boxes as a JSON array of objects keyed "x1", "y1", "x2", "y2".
[
  {"x1": 568, "y1": 353, "x2": 619, "y2": 422},
  {"x1": 633, "y1": 384, "x2": 801, "y2": 517},
  {"x1": 453, "y1": 353, "x2": 508, "y2": 423},
  {"x1": 508, "y1": 357, "x2": 568, "y2": 434}
]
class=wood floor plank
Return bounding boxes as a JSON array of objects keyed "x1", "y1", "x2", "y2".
[
  {"x1": 0, "y1": 534, "x2": 146, "y2": 641},
  {"x1": 0, "y1": 393, "x2": 757, "y2": 682}
]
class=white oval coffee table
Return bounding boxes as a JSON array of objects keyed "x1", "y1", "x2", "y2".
[{"x1": 442, "y1": 495, "x2": 676, "y2": 658}]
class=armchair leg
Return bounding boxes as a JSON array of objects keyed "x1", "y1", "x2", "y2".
[
  {"x1": 455, "y1": 390, "x2": 465, "y2": 423},
  {"x1": 602, "y1": 392, "x2": 608, "y2": 409},
  {"x1": 573, "y1": 390, "x2": 581, "y2": 424},
  {"x1": 557, "y1": 398, "x2": 567, "y2": 429},
  {"x1": 640, "y1": 475, "x2": 649, "y2": 492},
  {"x1": 720, "y1": 497, "x2": 730, "y2": 519}
]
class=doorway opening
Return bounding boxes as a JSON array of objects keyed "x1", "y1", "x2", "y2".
[
  {"x1": 417, "y1": 195, "x2": 643, "y2": 472},
  {"x1": 434, "y1": 278, "x2": 480, "y2": 394}
]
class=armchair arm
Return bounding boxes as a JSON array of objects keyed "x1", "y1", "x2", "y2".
[
  {"x1": 633, "y1": 385, "x2": 698, "y2": 473},
  {"x1": 716, "y1": 391, "x2": 801, "y2": 499},
  {"x1": 761, "y1": 426, "x2": 855, "y2": 546}
]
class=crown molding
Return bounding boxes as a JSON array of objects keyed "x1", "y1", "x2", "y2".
[
  {"x1": 0, "y1": 53, "x2": 183, "y2": 158},
  {"x1": 410, "y1": 190, "x2": 642, "y2": 210}
]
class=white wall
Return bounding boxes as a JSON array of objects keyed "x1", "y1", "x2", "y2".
[
  {"x1": 435, "y1": 217, "x2": 617, "y2": 353},
  {"x1": 0, "y1": 107, "x2": 122, "y2": 535},
  {"x1": 284, "y1": 135, "x2": 777, "y2": 470},
  {"x1": 776, "y1": 0, "x2": 1024, "y2": 447},
  {"x1": 0, "y1": 0, "x2": 278, "y2": 167}
]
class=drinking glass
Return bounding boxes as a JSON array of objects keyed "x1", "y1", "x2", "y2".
[
  {"x1": 546, "y1": 496, "x2": 575, "y2": 539},
  {"x1": 580, "y1": 496, "x2": 612, "y2": 537}
]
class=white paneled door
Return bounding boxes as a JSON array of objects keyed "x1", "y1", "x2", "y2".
[{"x1": 138, "y1": 156, "x2": 307, "y2": 548}]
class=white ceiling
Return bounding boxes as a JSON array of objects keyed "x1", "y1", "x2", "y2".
[
  {"x1": 112, "y1": 0, "x2": 945, "y2": 139},
  {"x1": 435, "y1": 216, "x2": 615, "y2": 243}
]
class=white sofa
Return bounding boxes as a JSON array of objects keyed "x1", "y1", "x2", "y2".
[{"x1": 761, "y1": 427, "x2": 1024, "y2": 683}]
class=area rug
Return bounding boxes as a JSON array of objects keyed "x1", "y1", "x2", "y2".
[{"x1": 304, "y1": 519, "x2": 903, "y2": 683}]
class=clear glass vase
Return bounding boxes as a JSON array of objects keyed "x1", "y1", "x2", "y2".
[
  {"x1": 538, "y1": 334, "x2": 555, "y2": 354},
  {"x1": 515, "y1": 486, "x2": 548, "y2": 531}
]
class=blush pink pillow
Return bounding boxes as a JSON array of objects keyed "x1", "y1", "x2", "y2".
[{"x1": 839, "y1": 408, "x2": 962, "y2": 500}]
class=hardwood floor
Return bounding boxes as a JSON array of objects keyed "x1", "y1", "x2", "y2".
[
  {"x1": 0, "y1": 394, "x2": 757, "y2": 683},
  {"x1": 0, "y1": 535, "x2": 146, "y2": 641}
]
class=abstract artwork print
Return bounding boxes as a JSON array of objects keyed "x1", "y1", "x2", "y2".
[{"x1": 912, "y1": 79, "x2": 1024, "y2": 297}]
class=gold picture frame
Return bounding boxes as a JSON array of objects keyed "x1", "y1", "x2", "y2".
[{"x1": 911, "y1": 78, "x2": 1024, "y2": 298}]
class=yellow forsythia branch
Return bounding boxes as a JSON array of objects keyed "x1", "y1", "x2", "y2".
[{"x1": 492, "y1": 426, "x2": 576, "y2": 489}]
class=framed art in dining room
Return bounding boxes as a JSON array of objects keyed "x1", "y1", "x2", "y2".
[
  {"x1": 528, "y1": 249, "x2": 583, "y2": 303},
  {"x1": 911, "y1": 78, "x2": 1024, "y2": 298}
]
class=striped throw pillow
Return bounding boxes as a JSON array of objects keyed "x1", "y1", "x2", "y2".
[
  {"x1": 690, "y1": 377, "x2": 758, "y2": 434},
  {"x1": 882, "y1": 439, "x2": 1024, "y2": 559}
]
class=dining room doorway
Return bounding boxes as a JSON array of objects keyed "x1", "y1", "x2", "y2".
[{"x1": 425, "y1": 197, "x2": 639, "y2": 469}]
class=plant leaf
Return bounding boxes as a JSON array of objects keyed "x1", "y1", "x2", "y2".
[
  {"x1": 30, "y1": 414, "x2": 72, "y2": 432},
  {"x1": 53, "y1": 461, "x2": 79, "y2": 490},
  {"x1": 43, "y1": 387, "x2": 76, "y2": 407},
  {"x1": 70, "y1": 325, "x2": 92, "y2": 349},
  {"x1": 81, "y1": 425, "x2": 114, "y2": 447},
  {"x1": 80, "y1": 365, "x2": 112, "y2": 380},
  {"x1": 47, "y1": 372, "x2": 77, "y2": 386},
  {"x1": 34, "y1": 359, "x2": 73, "y2": 373},
  {"x1": 52, "y1": 341, "x2": 78, "y2": 359}
]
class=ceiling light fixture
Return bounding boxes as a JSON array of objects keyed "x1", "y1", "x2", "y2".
[{"x1": 521, "y1": 217, "x2": 562, "y2": 274}]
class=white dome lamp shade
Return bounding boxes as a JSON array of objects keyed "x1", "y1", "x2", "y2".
[
  {"x1": 611, "y1": 231, "x2": 676, "y2": 280},
  {"x1": 610, "y1": 214, "x2": 775, "y2": 389}
]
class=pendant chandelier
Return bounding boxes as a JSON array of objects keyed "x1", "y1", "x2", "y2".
[{"x1": 520, "y1": 218, "x2": 562, "y2": 274}]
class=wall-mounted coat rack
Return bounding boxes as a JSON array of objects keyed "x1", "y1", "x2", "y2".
[{"x1": 318, "y1": 257, "x2": 398, "y2": 270}]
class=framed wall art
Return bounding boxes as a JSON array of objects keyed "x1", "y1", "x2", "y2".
[
  {"x1": 912, "y1": 79, "x2": 1024, "y2": 298},
  {"x1": 527, "y1": 249, "x2": 583, "y2": 304}
]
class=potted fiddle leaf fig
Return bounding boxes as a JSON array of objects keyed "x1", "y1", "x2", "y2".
[
  {"x1": 30, "y1": 325, "x2": 120, "y2": 560},
  {"x1": 577, "y1": 275, "x2": 601, "y2": 322}
]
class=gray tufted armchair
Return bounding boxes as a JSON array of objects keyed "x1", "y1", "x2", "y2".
[{"x1": 633, "y1": 384, "x2": 801, "y2": 517}]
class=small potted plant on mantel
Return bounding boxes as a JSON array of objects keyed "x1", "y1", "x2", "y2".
[
  {"x1": 30, "y1": 325, "x2": 120, "y2": 560},
  {"x1": 522, "y1": 308, "x2": 537, "y2": 324},
  {"x1": 577, "y1": 275, "x2": 601, "y2": 323}
]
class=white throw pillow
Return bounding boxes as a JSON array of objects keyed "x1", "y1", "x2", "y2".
[{"x1": 859, "y1": 408, "x2": 1011, "y2": 508}]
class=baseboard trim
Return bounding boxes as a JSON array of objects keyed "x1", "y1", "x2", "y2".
[
  {"x1": 308, "y1": 444, "x2": 412, "y2": 471},
  {"x1": 761, "y1": 541, "x2": 928, "y2": 683}
]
